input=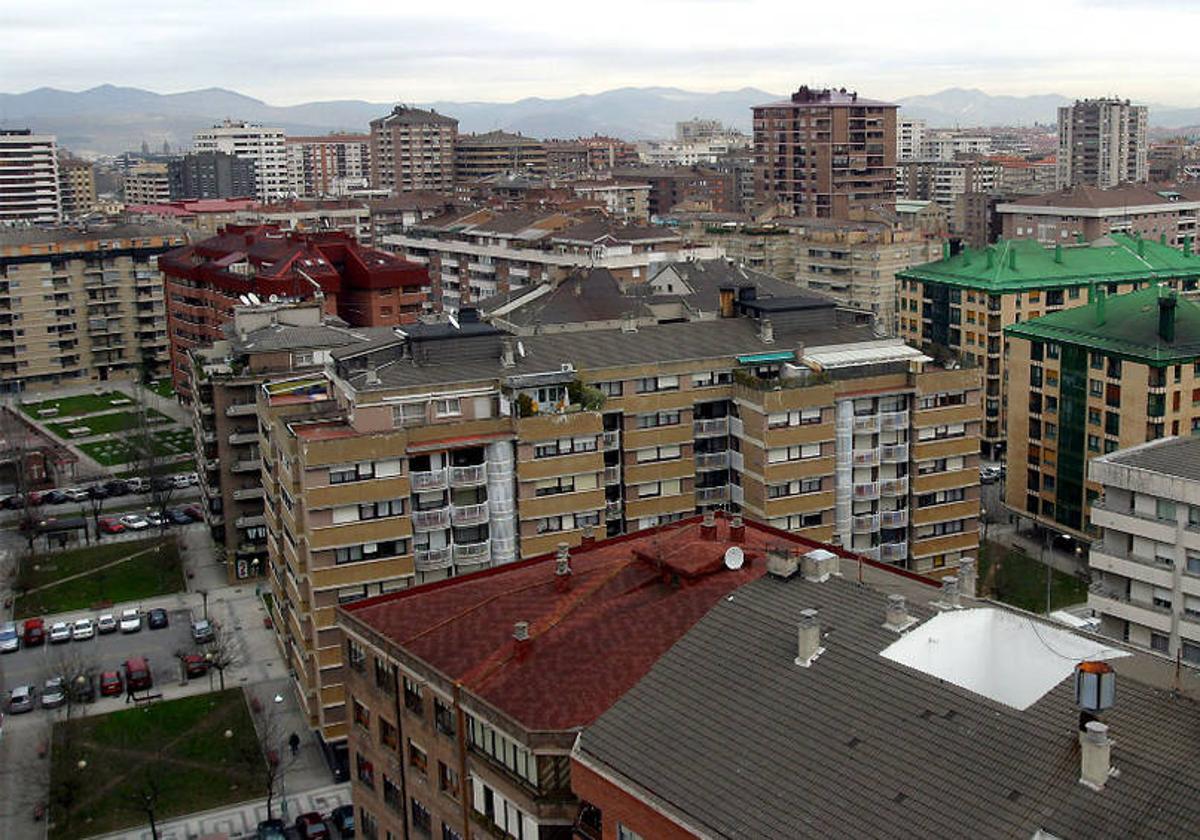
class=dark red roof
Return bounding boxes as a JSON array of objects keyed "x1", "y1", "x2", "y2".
[{"x1": 344, "y1": 514, "x2": 858, "y2": 732}]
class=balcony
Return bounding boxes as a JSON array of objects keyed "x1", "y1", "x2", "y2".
[
  {"x1": 852, "y1": 449, "x2": 880, "y2": 467},
  {"x1": 852, "y1": 415, "x2": 880, "y2": 433},
  {"x1": 880, "y1": 443, "x2": 908, "y2": 462},
  {"x1": 880, "y1": 542, "x2": 908, "y2": 562},
  {"x1": 233, "y1": 459, "x2": 262, "y2": 473},
  {"x1": 412, "y1": 507, "x2": 451, "y2": 531},
  {"x1": 881, "y1": 412, "x2": 909, "y2": 431},
  {"x1": 603, "y1": 431, "x2": 620, "y2": 451},
  {"x1": 853, "y1": 482, "x2": 880, "y2": 500},
  {"x1": 880, "y1": 477, "x2": 909, "y2": 496},
  {"x1": 605, "y1": 500, "x2": 623, "y2": 519},
  {"x1": 881, "y1": 510, "x2": 909, "y2": 528},
  {"x1": 604, "y1": 466, "x2": 621, "y2": 485},
  {"x1": 233, "y1": 486, "x2": 265, "y2": 501},
  {"x1": 695, "y1": 451, "x2": 729, "y2": 471},
  {"x1": 448, "y1": 464, "x2": 487, "y2": 487},
  {"x1": 410, "y1": 469, "x2": 448, "y2": 491},
  {"x1": 236, "y1": 514, "x2": 267, "y2": 529},
  {"x1": 696, "y1": 486, "x2": 729, "y2": 504},
  {"x1": 453, "y1": 540, "x2": 491, "y2": 565},
  {"x1": 693, "y1": 417, "x2": 729, "y2": 437},
  {"x1": 226, "y1": 402, "x2": 258, "y2": 417},
  {"x1": 853, "y1": 514, "x2": 880, "y2": 533},
  {"x1": 450, "y1": 502, "x2": 489, "y2": 526},
  {"x1": 229, "y1": 431, "x2": 259, "y2": 446},
  {"x1": 414, "y1": 546, "x2": 453, "y2": 572}
]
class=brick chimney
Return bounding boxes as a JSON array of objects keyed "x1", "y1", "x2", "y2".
[
  {"x1": 554, "y1": 543, "x2": 572, "y2": 592},
  {"x1": 700, "y1": 510, "x2": 717, "y2": 540},
  {"x1": 729, "y1": 513, "x2": 745, "y2": 541},
  {"x1": 581, "y1": 525, "x2": 596, "y2": 547},
  {"x1": 794, "y1": 609, "x2": 824, "y2": 667},
  {"x1": 513, "y1": 621, "x2": 530, "y2": 660}
]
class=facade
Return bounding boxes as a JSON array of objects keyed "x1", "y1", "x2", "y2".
[
  {"x1": 168, "y1": 151, "x2": 256, "y2": 200},
  {"x1": 636, "y1": 133, "x2": 751, "y2": 167},
  {"x1": 193, "y1": 120, "x2": 288, "y2": 201},
  {"x1": 0, "y1": 130, "x2": 61, "y2": 224},
  {"x1": 0, "y1": 226, "x2": 182, "y2": 393},
  {"x1": 158, "y1": 225, "x2": 431, "y2": 398},
  {"x1": 454, "y1": 131, "x2": 546, "y2": 181},
  {"x1": 710, "y1": 148, "x2": 756, "y2": 213},
  {"x1": 897, "y1": 234, "x2": 1200, "y2": 457},
  {"x1": 998, "y1": 184, "x2": 1200, "y2": 246},
  {"x1": 544, "y1": 137, "x2": 639, "y2": 178},
  {"x1": 123, "y1": 163, "x2": 171, "y2": 204},
  {"x1": 1004, "y1": 285, "x2": 1200, "y2": 539},
  {"x1": 242, "y1": 200, "x2": 373, "y2": 245},
  {"x1": 285, "y1": 134, "x2": 372, "y2": 197},
  {"x1": 986, "y1": 154, "x2": 1058, "y2": 196},
  {"x1": 896, "y1": 159, "x2": 1000, "y2": 237},
  {"x1": 123, "y1": 198, "x2": 257, "y2": 236},
  {"x1": 753, "y1": 86, "x2": 897, "y2": 220},
  {"x1": 672, "y1": 217, "x2": 797, "y2": 281},
  {"x1": 569, "y1": 181, "x2": 649, "y2": 222},
  {"x1": 920, "y1": 129, "x2": 993, "y2": 161},
  {"x1": 1057, "y1": 98, "x2": 1149, "y2": 189},
  {"x1": 58, "y1": 156, "x2": 96, "y2": 219},
  {"x1": 369, "y1": 106, "x2": 458, "y2": 194},
  {"x1": 896, "y1": 117, "x2": 926, "y2": 162},
  {"x1": 611, "y1": 166, "x2": 734, "y2": 216},
  {"x1": 1088, "y1": 436, "x2": 1200, "y2": 665}
]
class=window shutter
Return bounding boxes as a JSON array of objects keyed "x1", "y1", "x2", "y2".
[{"x1": 471, "y1": 776, "x2": 485, "y2": 813}]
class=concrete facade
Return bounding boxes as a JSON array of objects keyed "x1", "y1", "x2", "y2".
[{"x1": 0, "y1": 130, "x2": 60, "y2": 224}]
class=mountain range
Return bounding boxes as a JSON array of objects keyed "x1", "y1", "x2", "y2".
[{"x1": 3, "y1": 84, "x2": 1199, "y2": 156}]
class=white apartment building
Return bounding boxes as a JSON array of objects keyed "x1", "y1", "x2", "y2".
[
  {"x1": 636, "y1": 134, "x2": 750, "y2": 167},
  {"x1": 897, "y1": 117, "x2": 926, "y2": 162},
  {"x1": 920, "y1": 130, "x2": 993, "y2": 161},
  {"x1": 1088, "y1": 436, "x2": 1200, "y2": 667},
  {"x1": 284, "y1": 134, "x2": 371, "y2": 197},
  {"x1": 1057, "y1": 98, "x2": 1149, "y2": 189},
  {"x1": 193, "y1": 120, "x2": 288, "y2": 201},
  {"x1": 0, "y1": 129, "x2": 61, "y2": 224}
]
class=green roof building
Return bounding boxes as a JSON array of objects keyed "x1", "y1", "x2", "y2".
[
  {"x1": 1002, "y1": 284, "x2": 1200, "y2": 538},
  {"x1": 897, "y1": 234, "x2": 1200, "y2": 457}
]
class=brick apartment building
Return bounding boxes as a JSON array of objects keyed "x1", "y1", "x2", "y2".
[
  {"x1": 997, "y1": 184, "x2": 1200, "y2": 246},
  {"x1": 370, "y1": 107, "x2": 458, "y2": 194},
  {"x1": 753, "y1": 86, "x2": 897, "y2": 220},
  {"x1": 454, "y1": 131, "x2": 547, "y2": 182},
  {"x1": 158, "y1": 224, "x2": 431, "y2": 398},
  {"x1": 57, "y1": 155, "x2": 96, "y2": 219},
  {"x1": 285, "y1": 134, "x2": 372, "y2": 198},
  {"x1": 544, "y1": 137, "x2": 639, "y2": 178},
  {"x1": 611, "y1": 165, "x2": 734, "y2": 217}
]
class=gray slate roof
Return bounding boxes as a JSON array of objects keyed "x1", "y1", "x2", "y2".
[
  {"x1": 1103, "y1": 435, "x2": 1200, "y2": 483},
  {"x1": 577, "y1": 574, "x2": 1200, "y2": 839}
]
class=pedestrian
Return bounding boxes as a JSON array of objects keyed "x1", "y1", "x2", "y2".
[{"x1": 289, "y1": 732, "x2": 300, "y2": 756}]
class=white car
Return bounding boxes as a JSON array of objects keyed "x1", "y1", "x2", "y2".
[
  {"x1": 980, "y1": 466, "x2": 1002, "y2": 484},
  {"x1": 72, "y1": 618, "x2": 95, "y2": 641},
  {"x1": 62, "y1": 487, "x2": 90, "y2": 502},
  {"x1": 49, "y1": 621, "x2": 72, "y2": 644},
  {"x1": 0, "y1": 622, "x2": 19, "y2": 653},
  {"x1": 119, "y1": 609, "x2": 142, "y2": 633},
  {"x1": 120, "y1": 513, "x2": 150, "y2": 530},
  {"x1": 146, "y1": 511, "x2": 168, "y2": 528},
  {"x1": 97, "y1": 613, "x2": 117, "y2": 634}
]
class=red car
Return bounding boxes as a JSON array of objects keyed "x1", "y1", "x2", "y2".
[
  {"x1": 99, "y1": 671, "x2": 123, "y2": 697},
  {"x1": 295, "y1": 813, "x2": 330, "y2": 840},
  {"x1": 181, "y1": 654, "x2": 208, "y2": 678},
  {"x1": 22, "y1": 619, "x2": 45, "y2": 647},
  {"x1": 97, "y1": 516, "x2": 125, "y2": 534}
]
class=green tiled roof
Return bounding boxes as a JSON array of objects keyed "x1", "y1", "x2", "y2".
[
  {"x1": 897, "y1": 234, "x2": 1200, "y2": 292},
  {"x1": 1005, "y1": 285, "x2": 1200, "y2": 365}
]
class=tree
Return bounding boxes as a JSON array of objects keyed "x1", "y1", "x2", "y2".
[
  {"x1": 200, "y1": 620, "x2": 243, "y2": 691},
  {"x1": 122, "y1": 758, "x2": 164, "y2": 840},
  {"x1": 0, "y1": 405, "x2": 47, "y2": 589},
  {"x1": 126, "y1": 388, "x2": 176, "y2": 531},
  {"x1": 46, "y1": 648, "x2": 100, "y2": 725},
  {"x1": 77, "y1": 471, "x2": 112, "y2": 542},
  {"x1": 246, "y1": 694, "x2": 300, "y2": 821}
]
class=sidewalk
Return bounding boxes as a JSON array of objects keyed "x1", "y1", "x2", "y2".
[{"x1": 86, "y1": 782, "x2": 352, "y2": 840}]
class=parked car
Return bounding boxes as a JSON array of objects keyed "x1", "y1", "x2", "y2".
[
  {"x1": 48, "y1": 621, "x2": 72, "y2": 644},
  {"x1": 295, "y1": 813, "x2": 331, "y2": 840},
  {"x1": 8, "y1": 685, "x2": 35, "y2": 714},
  {"x1": 182, "y1": 654, "x2": 209, "y2": 678},
  {"x1": 27, "y1": 490, "x2": 45, "y2": 505},
  {"x1": 145, "y1": 510, "x2": 168, "y2": 528},
  {"x1": 1053, "y1": 533, "x2": 1081, "y2": 554},
  {"x1": 980, "y1": 465, "x2": 1002, "y2": 484},
  {"x1": 257, "y1": 819, "x2": 287, "y2": 840},
  {"x1": 97, "y1": 613, "x2": 118, "y2": 634},
  {"x1": 1, "y1": 493, "x2": 23, "y2": 509},
  {"x1": 328, "y1": 804, "x2": 354, "y2": 837},
  {"x1": 150, "y1": 476, "x2": 173, "y2": 492},
  {"x1": 125, "y1": 477, "x2": 149, "y2": 493},
  {"x1": 182, "y1": 504, "x2": 205, "y2": 522},
  {"x1": 0, "y1": 621, "x2": 19, "y2": 653},
  {"x1": 167, "y1": 508, "x2": 192, "y2": 525},
  {"x1": 61, "y1": 487, "x2": 89, "y2": 503},
  {"x1": 123, "y1": 657, "x2": 152, "y2": 691},
  {"x1": 171, "y1": 473, "x2": 191, "y2": 489},
  {"x1": 41, "y1": 677, "x2": 66, "y2": 709},
  {"x1": 148, "y1": 608, "x2": 169, "y2": 630},
  {"x1": 72, "y1": 618, "x2": 95, "y2": 641},
  {"x1": 86, "y1": 485, "x2": 109, "y2": 500},
  {"x1": 119, "y1": 609, "x2": 141, "y2": 633},
  {"x1": 191, "y1": 619, "x2": 215, "y2": 644},
  {"x1": 43, "y1": 489, "x2": 68, "y2": 505},
  {"x1": 97, "y1": 516, "x2": 125, "y2": 534},
  {"x1": 103, "y1": 479, "x2": 130, "y2": 496},
  {"x1": 23, "y1": 618, "x2": 45, "y2": 646},
  {"x1": 99, "y1": 670, "x2": 124, "y2": 697},
  {"x1": 119, "y1": 513, "x2": 149, "y2": 530}
]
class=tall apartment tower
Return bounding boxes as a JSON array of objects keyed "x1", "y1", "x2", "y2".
[
  {"x1": 193, "y1": 120, "x2": 288, "y2": 201},
  {"x1": 897, "y1": 117, "x2": 926, "y2": 162},
  {"x1": 0, "y1": 130, "x2": 61, "y2": 224},
  {"x1": 284, "y1": 134, "x2": 372, "y2": 197},
  {"x1": 369, "y1": 106, "x2": 457, "y2": 193},
  {"x1": 1057, "y1": 98, "x2": 1149, "y2": 189},
  {"x1": 168, "y1": 151, "x2": 256, "y2": 200},
  {"x1": 58, "y1": 155, "x2": 97, "y2": 219},
  {"x1": 753, "y1": 86, "x2": 898, "y2": 219}
]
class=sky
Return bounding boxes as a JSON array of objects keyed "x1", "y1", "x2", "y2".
[{"x1": 4, "y1": 0, "x2": 1200, "y2": 106}]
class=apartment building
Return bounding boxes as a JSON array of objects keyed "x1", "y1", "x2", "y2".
[
  {"x1": 124, "y1": 198, "x2": 257, "y2": 236},
  {"x1": 1087, "y1": 436, "x2": 1200, "y2": 665},
  {"x1": 369, "y1": 106, "x2": 457, "y2": 194},
  {"x1": 383, "y1": 209, "x2": 723, "y2": 311},
  {"x1": 544, "y1": 137, "x2": 639, "y2": 178},
  {"x1": 188, "y1": 302, "x2": 384, "y2": 579},
  {"x1": 636, "y1": 133, "x2": 750, "y2": 167},
  {"x1": 285, "y1": 134, "x2": 372, "y2": 197},
  {"x1": 158, "y1": 225, "x2": 431, "y2": 398},
  {"x1": 168, "y1": 151, "x2": 256, "y2": 200},
  {"x1": 753, "y1": 86, "x2": 897, "y2": 219},
  {"x1": 611, "y1": 165, "x2": 735, "y2": 216},
  {"x1": 1004, "y1": 284, "x2": 1200, "y2": 540},
  {"x1": 897, "y1": 234, "x2": 1200, "y2": 458},
  {"x1": 710, "y1": 148, "x2": 755, "y2": 213},
  {"x1": 669, "y1": 216, "x2": 797, "y2": 280},
  {"x1": 243, "y1": 200, "x2": 373, "y2": 245},
  {"x1": 338, "y1": 514, "x2": 889, "y2": 840},
  {"x1": 921, "y1": 129, "x2": 993, "y2": 161},
  {"x1": 896, "y1": 159, "x2": 1000, "y2": 237},
  {"x1": 0, "y1": 225, "x2": 182, "y2": 394},
  {"x1": 1057, "y1": 98, "x2": 1149, "y2": 189},
  {"x1": 0, "y1": 129, "x2": 60, "y2": 224},
  {"x1": 454, "y1": 131, "x2": 546, "y2": 182},
  {"x1": 123, "y1": 163, "x2": 171, "y2": 204},
  {"x1": 568, "y1": 181, "x2": 649, "y2": 222},
  {"x1": 897, "y1": 117, "x2": 926, "y2": 162},
  {"x1": 997, "y1": 184, "x2": 1200, "y2": 246},
  {"x1": 193, "y1": 120, "x2": 289, "y2": 202},
  {"x1": 986, "y1": 154, "x2": 1057, "y2": 196},
  {"x1": 58, "y1": 156, "x2": 96, "y2": 219}
]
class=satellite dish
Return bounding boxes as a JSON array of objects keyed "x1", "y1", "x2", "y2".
[
  {"x1": 269, "y1": 294, "x2": 279, "y2": 303},
  {"x1": 517, "y1": 340, "x2": 526, "y2": 358},
  {"x1": 248, "y1": 293, "x2": 262, "y2": 305},
  {"x1": 447, "y1": 313, "x2": 460, "y2": 330},
  {"x1": 724, "y1": 546, "x2": 744, "y2": 571},
  {"x1": 239, "y1": 295, "x2": 251, "y2": 305}
]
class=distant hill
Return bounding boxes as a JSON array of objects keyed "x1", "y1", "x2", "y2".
[{"x1": 895, "y1": 88, "x2": 1072, "y2": 127}]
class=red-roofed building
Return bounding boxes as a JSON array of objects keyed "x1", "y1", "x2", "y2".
[
  {"x1": 336, "y1": 512, "x2": 869, "y2": 840},
  {"x1": 159, "y1": 224, "x2": 431, "y2": 397}
]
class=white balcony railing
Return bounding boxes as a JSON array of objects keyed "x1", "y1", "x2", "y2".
[
  {"x1": 453, "y1": 540, "x2": 491, "y2": 565},
  {"x1": 881, "y1": 510, "x2": 909, "y2": 529},
  {"x1": 880, "y1": 477, "x2": 909, "y2": 496},
  {"x1": 605, "y1": 501, "x2": 623, "y2": 518},
  {"x1": 880, "y1": 542, "x2": 908, "y2": 562},
  {"x1": 852, "y1": 449, "x2": 880, "y2": 467},
  {"x1": 450, "y1": 502, "x2": 488, "y2": 527},
  {"x1": 853, "y1": 482, "x2": 880, "y2": 500},
  {"x1": 696, "y1": 486, "x2": 729, "y2": 504},
  {"x1": 410, "y1": 469, "x2": 448, "y2": 491},
  {"x1": 225, "y1": 402, "x2": 258, "y2": 417},
  {"x1": 603, "y1": 431, "x2": 620, "y2": 450},
  {"x1": 880, "y1": 444, "x2": 909, "y2": 462},
  {"x1": 693, "y1": 417, "x2": 729, "y2": 437},
  {"x1": 881, "y1": 412, "x2": 910, "y2": 431},
  {"x1": 853, "y1": 514, "x2": 880, "y2": 533},
  {"x1": 414, "y1": 546, "x2": 453, "y2": 571},
  {"x1": 853, "y1": 415, "x2": 880, "y2": 433},
  {"x1": 412, "y1": 507, "x2": 450, "y2": 531},
  {"x1": 604, "y1": 466, "x2": 621, "y2": 485},
  {"x1": 448, "y1": 464, "x2": 487, "y2": 487},
  {"x1": 695, "y1": 451, "x2": 729, "y2": 471}
]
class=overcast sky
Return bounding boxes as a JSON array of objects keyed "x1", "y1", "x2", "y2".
[{"x1": 4, "y1": 0, "x2": 1198, "y2": 106}]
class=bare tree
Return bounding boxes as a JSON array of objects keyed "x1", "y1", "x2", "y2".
[
  {"x1": 126, "y1": 389, "x2": 176, "y2": 531},
  {"x1": 45, "y1": 648, "x2": 101, "y2": 725},
  {"x1": 200, "y1": 620, "x2": 243, "y2": 691},
  {"x1": 121, "y1": 760, "x2": 164, "y2": 840},
  {"x1": 0, "y1": 405, "x2": 46, "y2": 587},
  {"x1": 76, "y1": 471, "x2": 112, "y2": 541},
  {"x1": 247, "y1": 698, "x2": 299, "y2": 821}
]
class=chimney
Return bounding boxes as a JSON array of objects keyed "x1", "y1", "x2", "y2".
[
  {"x1": 794, "y1": 609, "x2": 824, "y2": 667},
  {"x1": 580, "y1": 525, "x2": 596, "y2": 547},
  {"x1": 718, "y1": 287, "x2": 735, "y2": 318},
  {"x1": 1158, "y1": 292, "x2": 1177, "y2": 343},
  {"x1": 803, "y1": 548, "x2": 837, "y2": 581},
  {"x1": 884, "y1": 594, "x2": 915, "y2": 632},
  {"x1": 759, "y1": 317, "x2": 774, "y2": 344},
  {"x1": 957, "y1": 557, "x2": 977, "y2": 598},
  {"x1": 500, "y1": 337, "x2": 516, "y2": 368},
  {"x1": 1095, "y1": 286, "x2": 1106, "y2": 326},
  {"x1": 793, "y1": 342, "x2": 806, "y2": 363},
  {"x1": 1007, "y1": 247, "x2": 1017, "y2": 271},
  {"x1": 554, "y1": 543, "x2": 572, "y2": 591},
  {"x1": 1079, "y1": 721, "x2": 1113, "y2": 790},
  {"x1": 766, "y1": 548, "x2": 798, "y2": 579},
  {"x1": 700, "y1": 510, "x2": 717, "y2": 540},
  {"x1": 729, "y1": 514, "x2": 745, "y2": 541},
  {"x1": 513, "y1": 621, "x2": 531, "y2": 660},
  {"x1": 938, "y1": 575, "x2": 960, "y2": 609},
  {"x1": 1054, "y1": 243, "x2": 1063, "y2": 264},
  {"x1": 365, "y1": 367, "x2": 381, "y2": 386}
]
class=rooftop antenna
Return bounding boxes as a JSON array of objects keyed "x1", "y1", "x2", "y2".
[{"x1": 724, "y1": 546, "x2": 745, "y2": 571}]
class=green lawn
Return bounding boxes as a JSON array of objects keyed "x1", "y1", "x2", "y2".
[
  {"x1": 148, "y1": 379, "x2": 176, "y2": 399},
  {"x1": 978, "y1": 540, "x2": 1090, "y2": 614},
  {"x1": 79, "y1": 429, "x2": 196, "y2": 466},
  {"x1": 15, "y1": 538, "x2": 185, "y2": 618},
  {"x1": 20, "y1": 392, "x2": 130, "y2": 419},
  {"x1": 49, "y1": 689, "x2": 265, "y2": 839},
  {"x1": 46, "y1": 409, "x2": 173, "y2": 440},
  {"x1": 115, "y1": 457, "x2": 196, "y2": 478}
]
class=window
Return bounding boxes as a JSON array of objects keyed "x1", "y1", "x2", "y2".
[
  {"x1": 356, "y1": 753, "x2": 375, "y2": 789},
  {"x1": 635, "y1": 444, "x2": 681, "y2": 462},
  {"x1": 637, "y1": 479, "x2": 682, "y2": 498},
  {"x1": 1088, "y1": 407, "x2": 1101, "y2": 426},
  {"x1": 408, "y1": 739, "x2": 428, "y2": 774},
  {"x1": 466, "y1": 714, "x2": 539, "y2": 786},
  {"x1": 618, "y1": 826, "x2": 645, "y2": 840},
  {"x1": 595, "y1": 380, "x2": 623, "y2": 397},
  {"x1": 1157, "y1": 499, "x2": 1177, "y2": 521},
  {"x1": 353, "y1": 698, "x2": 371, "y2": 731},
  {"x1": 1089, "y1": 379, "x2": 1103, "y2": 397},
  {"x1": 383, "y1": 776, "x2": 403, "y2": 812},
  {"x1": 1151, "y1": 633, "x2": 1169, "y2": 653},
  {"x1": 635, "y1": 410, "x2": 681, "y2": 428},
  {"x1": 439, "y1": 761, "x2": 460, "y2": 799},
  {"x1": 331, "y1": 462, "x2": 374, "y2": 484},
  {"x1": 361, "y1": 808, "x2": 379, "y2": 840},
  {"x1": 347, "y1": 637, "x2": 367, "y2": 672},
  {"x1": 1087, "y1": 434, "x2": 1101, "y2": 453},
  {"x1": 411, "y1": 799, "x2": 432, "y2": 835},
  {"x1": 1185, "y1": 642, "x2": 1200, "y2": 665},
  {"x1": 435, "y1": 398, "x2": 461, "y2": 417},
  {"x1": 442, "y1": 827, "x2": 464, "y2": 840},
  {"x1": 404, "y1": 676, "x2": 424, "y2": 715},
  {"x1": 360, "y1": 498, "x2": 406, "y2": 520},
  {"x1": 435, "y1": 698, "x2": 456, "y2": 737},
  {"x1": 534, "y1": 436, "x2": 598, "y2": 458},
  {"x1": 636, "y1": 375, "x2": 678, "y2": 393},
  {"x1": 374, "y1": 657, "x2": 396, "y2": 694},
  {"x1": 394, "y1": 402, "x2": 427, "y2": 427},
  {"x1": 767, "y1": 443, "x2": 822, "y2": 462},
  {"x1": 380, "y1": 718, "x2": 399, "y2": 751}
]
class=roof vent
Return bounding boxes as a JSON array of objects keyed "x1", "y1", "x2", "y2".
[
  {"x1": 957, "y1": 557, "x2": 976, "y2": 598},
  {"x1": 802, "y1": 548, "x2": 838, "y2": 582},
  {"x1": 729, "y1": 513, "x2": 745, "y2": 541},
  {"x1": 555, "y1": 542, "x2": 572, "y2": 591},
  {"x1": 759, "y1": 317, "x2": 774, "y2": 344},
  {"x1": 364, "y1": 367, "x2": 381, "y2": 386},
  {"x1": 1079, "y1": 721, "x2": 1114, "y2": 790},
  {"x1": 700, "y1": 510, "x2": 717, "y2": 540},
  {"x1": 794, "y1": 609, "x2": 825, "y2": 668},
  {"x1": 936, "y1": 575, "x2": 961, "y2": 609},
  {"x1": 766, "y1": 548, "x2": 798, "y2": 579},
  {"x1": 500, "y1": 338, "x2": 516, "y2": 368},
  {"x1": 513, "y1": 621, "x2": 530, "y2": 642},
  {"x1": 884, "y1": 594, "x2": 917, "y2": 633}
]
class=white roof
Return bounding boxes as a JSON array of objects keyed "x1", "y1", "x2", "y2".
[{"x1": 802, "y1": 339, "x2": 931, "y2": 370}]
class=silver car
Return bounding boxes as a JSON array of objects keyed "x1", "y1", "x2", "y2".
[
  {"x1": 8, "y1": 685, "x2": 34, "y2": 714},
  {"x1": 49, "y1": 621, "x2": 71, "y2": 644},
  {"x1": 42, "y1": 677, "x2": 66, "y2": 709},
  {"x1": 0, "y1": 621, "x2": 19, "y2": 653}
]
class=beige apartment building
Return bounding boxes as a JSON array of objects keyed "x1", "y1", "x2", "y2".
[
  {"x1": 454, "y1": 130, "x2": 546, "y2": 181},
  {"x1": 0, "y1": 226, "x2": 182, "y2": 394},
  {"x1": 123, "y1": 163, "x2": 171, "y2": 204},
  {"x1": 369, "y1": 106, "x2": 458, "y2": 194},
  {"x1": 257, "y1": 302, "x2": 981, "y2": 761},
  {"x1": 58, "y1": 156, "x2": 97, "y2": 219},
  {"x1": 998, "y1": 184, "x2": 1200, "y2": 246}
]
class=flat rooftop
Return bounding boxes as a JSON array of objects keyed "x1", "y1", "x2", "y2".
[{"x1": 1098, "y1": 435, "x2": 1200, "y2": 483}]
